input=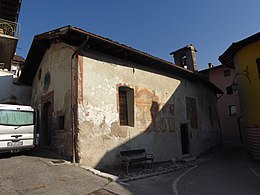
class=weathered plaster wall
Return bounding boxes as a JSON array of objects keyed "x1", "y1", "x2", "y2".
[
  {"x1": 29, "y1": 41, "x2": 221, "y2": 167},
  {"x1": 31, "y1": 42, "x2": 75, "y2": 157},
  {"x1": 0, "y1": 70, "x2": 31, "y2": 105},
  {"x1": 173, "y1": 79, "x2": 221, "y2": 155},
  {"x1": 77, "y1": 50, "x2": 221, "y2": 169}
]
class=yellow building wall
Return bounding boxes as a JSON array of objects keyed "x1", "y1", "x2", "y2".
[{"x1": 235, "y1": 40, "x2": 260, "y2": 127}]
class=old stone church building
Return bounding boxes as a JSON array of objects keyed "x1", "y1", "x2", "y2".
[{"x1": 20, "y1": 26, "x2": 222, "y2": 170}]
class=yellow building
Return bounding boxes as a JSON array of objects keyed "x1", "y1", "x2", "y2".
[{"x1": 219, "y1": 32, "x2": 260, "y2": 161}]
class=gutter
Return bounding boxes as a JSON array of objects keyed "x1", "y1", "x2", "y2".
[{"x1": 71, "y1": 36, "x2": 89, "y2": 163}]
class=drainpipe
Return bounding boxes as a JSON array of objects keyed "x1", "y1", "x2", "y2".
[
  {"x1": 238, "y1": 116, "x2": 243, "y2": 144},
  {"x1": 71, "y1": 37, "x2": 89, "y2": 163}
]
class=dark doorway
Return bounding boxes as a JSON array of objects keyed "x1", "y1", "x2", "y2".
[
  {"x1": 180, "y1": 124, "x2": 190, "y2": 155},
  {"x1": 41, "y1": 101, "x2": 52, "y2": 146}
]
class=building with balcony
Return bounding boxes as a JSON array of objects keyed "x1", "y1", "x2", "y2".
[
  {"x1": 0, "y1": 0, "x2": 31, "y2": 105},
  {"x1": 0, "y1": 0, "x2": 22, "y2": 70}
]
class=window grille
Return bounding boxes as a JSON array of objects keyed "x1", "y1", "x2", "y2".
[{"x1": 119, "y1": 90, "x2": 128, "y2": 125}]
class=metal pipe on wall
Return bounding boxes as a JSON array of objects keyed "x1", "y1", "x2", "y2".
[{"x1": 71, "y1": 37, "x2": 89, "y2": 163}]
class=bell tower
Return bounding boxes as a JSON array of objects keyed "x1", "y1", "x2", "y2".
[{"x1": 170, "y1": 44, "x2": 198, "y2": 72}]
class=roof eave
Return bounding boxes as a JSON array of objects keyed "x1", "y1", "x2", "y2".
[
  {"x1": 219, "y1": 32, "x2": 260, "y2": 69},
  {"x1": 19, "y1": 26, "x2": 223, "y2": 94}
]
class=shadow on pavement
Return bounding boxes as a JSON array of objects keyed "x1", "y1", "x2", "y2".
[
  {"x1": 26, "y1": 147, "x2": 71, "y2": 161},
  {"x1": 0, "y1": 147, "x2": 70, "y2": 161}
]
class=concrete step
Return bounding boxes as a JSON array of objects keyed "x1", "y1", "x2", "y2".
[
  {"x1": 182, "y1": 154, "x2": 192, "y2": 158},
  {"x1": 182, "y1": 155, "x2": 197, "y2": 163}
]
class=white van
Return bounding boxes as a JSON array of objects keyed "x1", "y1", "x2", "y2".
[{"x1": 0, "y1": 104, "x2": 39, "y2": 153}]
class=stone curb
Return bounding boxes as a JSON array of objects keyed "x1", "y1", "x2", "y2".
[
  {"x1": 80, "y1": 166, "x2": 119, "y2": 182},
  {"x1": 80, "y1": 164, "x2": 194, "y2": 183},
  {"x1": 118, "y1": 168, "x2": 181, "y2": 182},
  {"x1": 117, "y1": 164, "x2": 194, "y2": 182}
]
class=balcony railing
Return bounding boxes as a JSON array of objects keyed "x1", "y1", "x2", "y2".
[{"x1": 0, "y1": 18, "x2": 20, "y2": 38}]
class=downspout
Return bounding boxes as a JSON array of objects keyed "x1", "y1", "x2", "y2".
[
  {"x1": 71, "y1": 37, "x2": 89, "y2": 163},
  {"x1": 238, "y1": 116, "x2": 243, "y2": 144}
]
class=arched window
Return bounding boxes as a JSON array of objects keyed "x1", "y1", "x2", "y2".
[{"x1": 181, "y1": 55, "x2": 187, "y2": 69}]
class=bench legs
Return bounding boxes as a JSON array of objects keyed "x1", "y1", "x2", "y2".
[{"x1": 125, "y1": 162, "x2": 129, "y2": 174}]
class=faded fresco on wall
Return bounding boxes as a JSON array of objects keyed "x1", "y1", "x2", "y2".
[{"x1": 135, "y1": 88, "x2": 175, "y2": 132}]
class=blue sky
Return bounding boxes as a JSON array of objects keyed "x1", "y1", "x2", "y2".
[{"x1": 17, "y1": 0, "x2": 260, "y2": 70}]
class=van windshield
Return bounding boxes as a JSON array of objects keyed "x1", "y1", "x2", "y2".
[{"x1": 0, "y1": 110, "x2": 34, "y2": 126}]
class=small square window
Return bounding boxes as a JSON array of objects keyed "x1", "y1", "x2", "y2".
[
  {"x1": 228, "y1": 105, "x2": 236, "y2": 116},
  {"x1": 226, "y1": 86, "x2": 233, "y2": 95},
  {"x1": 224, "y1": 69, "x2": 231, "y2": 77},
  {"x1": 57, "y1": 116, "x2": 65, "y2": 130}
]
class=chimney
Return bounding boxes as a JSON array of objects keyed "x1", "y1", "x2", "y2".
[
  {"x1": 170, "y1": 44, "x2": 198, "y2": 72},
  {"x1": 208, "y1": 63, "x2": 214, "y2": 68}
]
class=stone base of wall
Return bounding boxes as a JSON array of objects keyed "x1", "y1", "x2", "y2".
[
  {"x1": 51, "y1": 131, "x2": 72, "y2": 159},
  {"x1": 247, "y1": 127, "x2": 260, "y2": 162}
]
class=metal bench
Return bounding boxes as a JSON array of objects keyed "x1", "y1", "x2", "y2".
[{"x1": 119, "y1": 149, "x2": 154, "y2": 173}]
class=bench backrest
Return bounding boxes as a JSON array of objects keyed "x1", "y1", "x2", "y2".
[{"x1": 120, "y1": 149, "x2": 146, "y2": 157}]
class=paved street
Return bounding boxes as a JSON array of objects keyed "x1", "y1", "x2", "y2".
[
  {"x1": 0, "y1": 149, "x2": 120, "y2": 195},
  {"x1": 116, "y1": 144, "x2": 260, "y2": 195},
  {"x1": 177, "y1": 145, "x2": 260, "y2": 195},
  {"x1": 118, "y1": 168, "x2": 189, "y2": 195},
  {"x1": 0, "y1": 144, "x2": 260, "y2": 194}
]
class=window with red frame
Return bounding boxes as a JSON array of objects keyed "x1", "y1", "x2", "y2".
[{"x1": 119, "y1": 86, "x2": 134, "y2": 126}]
